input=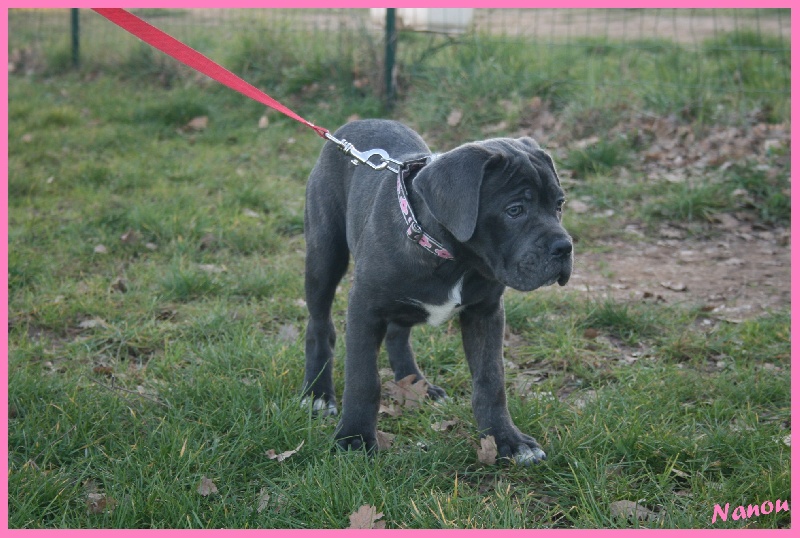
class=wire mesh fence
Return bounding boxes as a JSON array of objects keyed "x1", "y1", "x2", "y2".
[{"x1": 8, "y1": 8, "x2": 791, "y2": 120}]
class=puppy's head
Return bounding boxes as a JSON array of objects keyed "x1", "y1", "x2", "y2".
[{"x1": 413, "y1": 137, "x2": 572, "y2": 291}]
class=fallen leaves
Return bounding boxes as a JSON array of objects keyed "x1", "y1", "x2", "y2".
[
  {"x1": 86, "y1": 492, "x2": 117, "y2": 515},
  {"x1": 257, "y1": 488, "x2": 271, "y2": 513},
  {"x1": 446, "y1": 109, "x2": 463, "y2": 127},
  {"x1": 384, "y1": 374, "x2": 428, "y2": 410},
  {"x1": 583, "y1": 328, "x2": 600, "y2": 339},
  {"x1": 609, "y1": 499, "x2": 660, "y2": 523},
  {"x1": 78, "y1": 318, "x2": 107, "y2": 330},
  {"x1": 266, "y1": 440, "x2": 304, "y2": 462},
  {"x1": 242, "y1": 208, "x2": 262, "y2": 219},
  {"x1": 277, "y1": 323, "x2": 300, "y2": 343},
  {"x1": 183, "y1": 115, "x2": 208, "y2": 132},
  {"x1": 477, "y1": 435, "x2": 498, "y2": 465},
  {"x1": 348, "y1": 504, "x2": 385, "y2": 529},
  {"x1": 660, "y1": 281, "x2": 688, "y2": 292},
  {"x1": 119, "y1": 229, "x2": 140, "y2": 245},
  {"x1": 197, "y1": 476, "x2": 218, "y2": 497},
  {"x1": 376, "y1": 430, "x2": 396, "y2": 450},
  {"x1": 85, "y1": 479, "x2": 117, "y2": 515},
  {"x1": 431, "y1": 419, "x2": 458, "y2": 432},
  {"x1": 93, "y1": 365, "x2": 114, "y2": 377},
  {"x1": 110, "y1": 277, "x2": 128, "y2": 294}
]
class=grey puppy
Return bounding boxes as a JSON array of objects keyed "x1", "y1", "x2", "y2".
[{"x1": 301, "y1": 119, "x2": 572, "y2": 464}]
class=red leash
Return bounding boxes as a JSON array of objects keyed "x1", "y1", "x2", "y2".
[{"x1": 92, "y1": 8, "x2": 329, "y2": 139}]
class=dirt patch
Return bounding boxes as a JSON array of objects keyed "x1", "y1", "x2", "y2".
[
  {"x1": 570, "y1": 224, "x2": 790, "y2": 321},
  {"x1": 517, "y1": 101, "x2": 791, "y2": 321}
]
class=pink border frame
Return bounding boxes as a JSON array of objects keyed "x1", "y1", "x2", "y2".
[{"x1": 1, "y1": 1, "x2": 796, "y2": 533}]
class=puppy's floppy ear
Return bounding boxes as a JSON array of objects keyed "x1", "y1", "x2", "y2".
[{"x1": 413, "y1": 144, "x2": 500, "y2": 243}]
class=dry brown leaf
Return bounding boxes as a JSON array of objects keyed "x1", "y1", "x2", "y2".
[
  {"x1": 570, "y1": 389, "x2": 598, "y2": 410},
  {"x1": 184, "y1": 116, "x2": 208, "y2": 131},
  {"x1": 110, "y1": 277, "x2": 128, "y2": 293},
  {"x1": 671, "y1": 468, "x2": 691, "y2": 479},
  {"x1": 258, "y1": 115, "x2": 269, "y2": 129},
  {"x1": 385, "y1": 374, "x2": 428, "y2": 409},
  {"x1": 198, "y1": 233, "x2": 217, "y2": 250},
  {"x1": 609, "y1": 500, "x2": 659, "y2": 522},
  {"x1": 197, "y1": 476, "x2": 218, "y2": 496},
  {"x1": 376, "y1": 430, "x2": 395, "y2": 450},
  {"x1": 568, "y1": 199, "x2": 590, "y2": 214},
  {"x1": 378, "y1": 402, "x2": 401, "y2": 417},
  {"x1": 583, "y1": 328, "x2": 600, "y2": 339},
  {"x1": 93, "y1": 244, "x2": 108, "y2": 254},
  {"x1": 447, "y1": 109, "x2": 463, "y2": 127},
  {"x1": 277, "y1": 324, "x2": 300, "y2": 343},
  {"x1": 477, "y1": 435, "x2": 498, "y2": 465},
  {"x1": 711, "y1": 213, "x2": 740, "y2": 230},
  {"x1": 348, "y1": 504, "x2": 385, "y2": 529},
  {"x1": 119, "y1": 229, "x2": 139, "y2": 244},
  {"x1": 78, "y1": 318, "x2": 107, "y2": 329},
  {"x1": 660, "y1": 281, "x2": 688, "y2": 292},
  {"x1": 257, "y1": 488, "x2": 271, "y2": 513},
  {"x1": 86, "y1": 492, "x2": 117, "y2": 514},
  {"x1": 482, "y1": 121, "x2": 509, "y2": 134},
  {"x1": 431, "y1": 419, "x2": 458, "y2": 432},
  {"x1": 156, "y1": 308, "x2": 177, "y2": 321},
  {"x1": 197, "y1": 264, "x2": 226, "y2": 274},
  {"x1": 267, "y1": 440, "x2": 304, "y2": 462},
  {"x1": 93, "y1": 365, "x2": 114, "y2": 376}
]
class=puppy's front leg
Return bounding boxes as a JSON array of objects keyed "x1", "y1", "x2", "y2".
[
  {"x1": 334, "y1": 286, "x2": 386, "y2": 452},
  {"x1": 461, "y1": 298, "x2": 547, "y2": 465}
]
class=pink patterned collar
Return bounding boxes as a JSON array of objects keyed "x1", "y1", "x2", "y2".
[{"x1": 396, "y1": 159, "x2": 454, "y2": 261}]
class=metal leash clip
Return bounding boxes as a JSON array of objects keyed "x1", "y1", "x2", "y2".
[{"x1": 324, "y1": 132, "x2": 403, "y2": 174}]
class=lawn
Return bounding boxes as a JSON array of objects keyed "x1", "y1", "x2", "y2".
[{"x1": 6, "y1": 10, "x2": 790, "y2": 528}]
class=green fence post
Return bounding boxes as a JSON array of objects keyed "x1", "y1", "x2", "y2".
[
  {"x1": 385, "y1": 8, "x2": 397, "y2": 108},
  {"x1": 71, "y1": 8, "x2": 80, "y2": 68}
]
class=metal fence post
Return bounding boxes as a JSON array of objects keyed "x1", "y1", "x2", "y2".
[
  {"x1": 71, "y1": 8, "x2": 80, "y2": 68},
  {"x1": 384, "y1": 8, "x2": 397, "y2": 108}
]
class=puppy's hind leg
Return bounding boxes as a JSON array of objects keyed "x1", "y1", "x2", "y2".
[
  {"x1": 385, "y1": 322, "x2": 447, "y2": 400},
  {"x1": 302, "y1": 212, "x2": 348, "y2": 417}
]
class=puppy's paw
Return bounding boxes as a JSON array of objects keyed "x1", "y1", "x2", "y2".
[
  {"x1": 333, "y1": 431, "x2": 377, "y2": 454},
  {"x1": 494, "y1": 431, "x2": 547, "y2": 466},
  {"x1": 511, "y1": 443, "x2": 547, "y2": 465},
  {"x1": 300, "y1": 396, "x2": 338, "y2": 417},
  {"x1": 427, "y1": 383, "x2": 448, "y2": 401}
]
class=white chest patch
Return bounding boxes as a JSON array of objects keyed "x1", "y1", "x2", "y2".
[{"x1": 418, "y1": 277, "x2": 464, "y2": 326}]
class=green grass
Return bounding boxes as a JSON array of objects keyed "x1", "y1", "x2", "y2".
[{"x1": 7, "y1": 13, "x2": 790, "y2": 529}]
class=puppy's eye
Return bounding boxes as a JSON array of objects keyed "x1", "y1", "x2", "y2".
[
  {"x1": 556, "y1": 198, "x2": 566, "y2": 213},
  {"x1": 505, "y1": 204, "x2": 525, "y2": 218}
]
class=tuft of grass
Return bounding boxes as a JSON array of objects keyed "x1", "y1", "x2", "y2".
[
  {"x1": 132, "y1": 92, "x2": 211, "y2": 128},
  {"x1": 644, "y1": 181, "x2": 730, "y2": 223},
  {"x1": 560, "y1": 137, "x2": 631, "y2": 178},
  {"x1": 642, "y1": 160, "x2": 790, "y2": 226}
]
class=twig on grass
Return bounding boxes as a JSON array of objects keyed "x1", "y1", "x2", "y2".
[{"x1": 94, "y1": 375, "x2": 171, "y2": 409}]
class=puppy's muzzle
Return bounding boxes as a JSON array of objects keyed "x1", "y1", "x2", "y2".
[
  {"x1": 549, "y1": 239, "x2": 573, "y2": 259},
  {"x1": 550, "y1": 238, "x2": 573, "y2": 287}
]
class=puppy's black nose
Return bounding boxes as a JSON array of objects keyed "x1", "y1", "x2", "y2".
[{"x1": 549, "y1": 239, "x2": 573, "y2": 258}]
